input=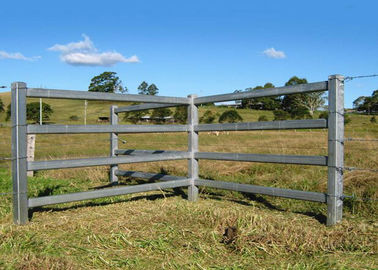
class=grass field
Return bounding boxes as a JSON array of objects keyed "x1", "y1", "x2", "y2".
[{"x1": 0, "y1": 91, "x2": 377, "y2": 269}]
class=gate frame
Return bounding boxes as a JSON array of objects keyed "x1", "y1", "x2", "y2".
[{"x1": 11, "y1": 75, "x2": 344, "y2": 226}]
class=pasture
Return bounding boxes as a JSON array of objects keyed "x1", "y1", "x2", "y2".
[{"x1": 0, "y1": 91, "x2": 377, "y2": 269}]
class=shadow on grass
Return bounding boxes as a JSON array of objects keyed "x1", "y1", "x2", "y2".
[
  {"x1": 201, "y1": 188, "x2": 326, "y2": 225},
  {"x1": 28, "y1": 181, "x2": 326, "y2": 225},
  {"x1": 28, "y1": 185, "x2": 187, "y2": 220}
]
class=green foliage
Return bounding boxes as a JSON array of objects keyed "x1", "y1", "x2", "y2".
[
  {"x1": 6, "y1": 102, "x2": 53, "y2": 123},
  {"x1": 69, "y1": 115, "x2": 79, "y2": 121},
  {"x1": 88, "y1": 71, "x2": 126, "y2": 93},
  {"x1": 151, "y1": 108, "x2": 171, "y2": 122},
  {"x1": 200, "y1": 110, "x2": 218, "y2": 124},
  {"x1": 0, "y1": 98, "x2": 4, "y2": 113},
  {"x1": 218, "y1": 110, "x2": 243, "y2": 123},
  {"x1": 137, "y1": 81, "x2": 159, "y2": 96},
  {"x1": 273, "y1": 110, "x2": 290, "y2": 121},
  {"x1": 137, "y1": 81, "x2": 149, "y2": 95},
  {"x1": 123, "y1": 109, "x2": 146, "y2": 124},
  {"x1": 318, "y1": 111, "x2": 328, "y2": 120},
  {"x1": 173, "y1": 106, "x2": 187, "y2": 124},
  {"x1": 258, "y1": 115, "x2": 268, "y2": 122},
  {"x1": 370, "y1": 116, "x2": 377, "y2": 123},
  {"x1": 353, "y1": 90, "x2": 378, "y2": 114},
  {"x1": 241, "y1": 83, "x2": 281, "y2": 110}
]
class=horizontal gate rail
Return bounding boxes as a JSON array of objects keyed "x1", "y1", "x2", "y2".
[
  {"x1": 195, "y1": 179, "x2": 327, "y2": 203},
  {"x1": 27, "y1": 124, "x2": 189, "y2": 134},
  {"x1": 28, "y1": 179, "x2": 191, "y2": 208},
  {"x1": 26, "y1": 88, "x2": 190, "y2": 104},
  {"x1": 115, "y1": 103, "x2": 183, "y2": 113},
  {"x1": 115, "y1": 170, "x2": 186, "y2": 181},
  {"x1": 195, "y1": 119, "x2": 327, "y2": 132},
  {"x1": 28, "y1": 152, "x2": 191, "y2": 171},
  {"x1": 194, "y1": 81, "x2": 328, "y2": 104},
  {"x1": 115, "y1": 149, "x2": 185, "y2": 156},
  {"x1": 195, "y1": 152, "x2": 328, "y2": 166}
]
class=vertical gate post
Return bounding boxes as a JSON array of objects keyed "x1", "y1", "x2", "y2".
[
  {"x1": 187, "y1": 95, "x2": 199, "y2": 201},
  {"x1": 11, "y1": 82, "x2": 29, "y2": 225},
  {"x1": 327, "y1": 74, "x2": 344, "y2": 226},
  {"x1": 110, "y1": 105, "x2": 118, "y2": 184}
]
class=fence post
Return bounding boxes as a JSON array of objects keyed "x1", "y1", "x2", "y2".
[
  {"x1": 27, "y1": 134, "x2": 36, "y2": 177},
  {"x1": 11, "y1": 82, "x2": 28, "y2": 225},
  {"x1": 110, "y1": 105, "x2": 118, "y2": 184},
  {"x1": 327, "y1": 74, "x2": 344, "y2": 226},
  {"x1": 187, "y1": 94, "x2": 199, "y2": 201}
]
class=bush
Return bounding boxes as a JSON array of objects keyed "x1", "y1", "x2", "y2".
[
  {"x1": 69, "y1": 115, "x2": 79, "y2": 121},
  {"x1": 173, "y1": 106, "x2": 187, "y2": 124},
  {"x1": 370, "y1": 116, "x2": 377, "y2": 123},
  {"x1": 273, "y1": 110, "x2": 290, "y2": 121},
  {"x1": 258, "y1": 115, "x2": 268, "y2": 122},
  {"x1": 218, "y1": 110, "x2": 243, "y2": 123},
  {"x1": 318, "y1": 111, "x2": 328, "y2": 120},
  {"x1": 200, "y1": 110, "x2": 217, "y2": 124},
  {"x1": 0, "y1": 98, "x2": 4, "y2": 114},
  {"x1": 5, "y1": 102, "x2": 53, "y2": 123}
]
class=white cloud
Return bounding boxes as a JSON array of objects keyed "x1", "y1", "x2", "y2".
[
  {"x1": 48, "y1": 34, "x2": 139, "y2": 66},
  {"x1": 263, "y1": 47, "x2": 286, "y2": 59},
  {"x1": 0, "y1": 51, "x2": 40, "y2": 61}
]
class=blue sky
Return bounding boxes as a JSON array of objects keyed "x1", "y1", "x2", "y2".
[{"x1": 1, "y1": 0, "x2": 377, "y2": 107}]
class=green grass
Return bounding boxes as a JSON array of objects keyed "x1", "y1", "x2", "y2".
[{"x1": 0, "y1": 91, "x2": 377, "y2": 269}]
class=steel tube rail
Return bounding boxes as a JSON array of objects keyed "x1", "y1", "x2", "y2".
[
  {"x1": 115, "y1": 170, "x2": 186, "y2": 181},
  {"x1": 194, "y1": 81, "x2": 328, "y2": 104},
  {"x1": 28, "y1": 179, "x2": 191, "y2": 208},
  {"x1": 195, "y1": 152, "x2": 328, "y2": 166},
  {"x1": 115, "y1": 149, "x2": 186, "y2": 156},
  {"x1": 195, "y1": 179, "x2": 326, "y2": 203},
  {"x1": 28, "y1": 152, "x2": 191, "y2": 171},
  {"x1": 27, "y1": 124, "x2": 189, "y2": 134},
  {"x1": 115, "y1": 103, "x2": 183, "y2": 113},
  {"x1": 195, "y1": 119, "x2": 327, "y2": 132},
  {"x1": 27, "y1": 88, "x2": 190, "y2": 104}
]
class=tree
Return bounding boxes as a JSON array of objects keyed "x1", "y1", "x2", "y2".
[
  {"x1": 6, "y1": 102, "x2": 54, "y2": 123},
  {"x1": 353, "y1": 90, "x2": 378, "y2": 114},
  {"x1": 137, "y1": 81, "x2": 149, "y2": 95},
  {"x1": 281, "y1": 76, "x2": 325, "y2": 118},
  {"x1": 219, "y1": 110, "x2": 243, "y2": 123},
  {"x1": 147, "y1": 84, "x2": 159, "y2": 96},
  {"x1": 88, "y1": 71, "x2": 126, "y2": 93},
  {"x1": 241, "y1": 83, "x2": 281, "y2": 110},
  {"x1": 173, "y1": 106, "x2": 187, "y2": 124}
]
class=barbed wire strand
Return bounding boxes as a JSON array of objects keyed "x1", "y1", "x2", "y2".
[{"x1": 344, "y1": 74, "x2": 378, "y2": 82}]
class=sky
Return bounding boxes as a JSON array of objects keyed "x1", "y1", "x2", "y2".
[{"x1": 1, "y1": 0, "x2": 377, "y2": 107}]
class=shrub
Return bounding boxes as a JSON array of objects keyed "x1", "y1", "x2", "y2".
[
  {"x1": 173, "y1": 106, "x2": 187, "y2": 124},
  {"x1": 258, "y1": 115, "x2": 268, "y2": 122},
  {"x1": 69, "y1": 115, "x2": 79, "y2": 121},
  {"x1": 5, "y1": 102, "x2": 53, "y2": 123},
  {"x1": 273, "y1": 110, "x2": 290, "y2": 121},
  {"x1": 0, "y1": 98, "x2": 4, "y2": 113},
  {"x1": 200, "y1": 110, "x2": 217, "y2": 124},
  {"x1": 218, "y1": 110, "x2": 243, "y2": 123},
  {"x1": 318, "y1": 111, "x2": 328, "y2": 120},
  {"x1": 370, "y1": 116, "x2": 377, "y2": 123}
]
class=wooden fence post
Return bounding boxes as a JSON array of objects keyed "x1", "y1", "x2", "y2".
[
  {"x1": 187, "y1": 94, "x2": 199, "y2": 201},
  {"x1": 110, "y1": 105, "x2": 118, "y2": 184},
  {"x1": 327, "y1": 74, "x2": 344, "y2": 226},
  {"x1": 11, "y1": 82, "x2": 28, "y2": 225}
]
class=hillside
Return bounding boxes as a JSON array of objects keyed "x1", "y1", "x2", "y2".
[{"x1": 0, "y1": 91, "x2": 377, "y2": 269}]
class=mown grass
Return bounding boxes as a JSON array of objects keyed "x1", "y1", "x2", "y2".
[{"x1": 0, "y1": 91, "x2": 377, "y2": 269}]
